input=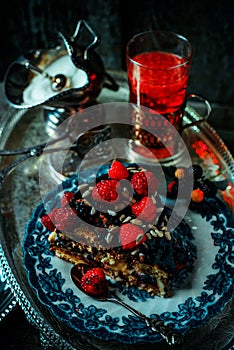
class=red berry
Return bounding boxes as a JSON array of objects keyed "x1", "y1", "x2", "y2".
[
  {"x1": 92, "y1": 180, "x2": 119, "y2": 202},
  {"x1": 167, "y1": 180, "x2": 178, "y2": 196},
  {"x1": 61, "y1": 191, "x2": 75, "y2": 206},
  {"x1": 50, "y1": 206, "x2": 76, "y2": 232},
  {"x1": 131, "y1": 196, "x2": 157, "y2": 223},
  {"x1": 120, "y1": 223, "x2": 146, "y2": 250},
  {"x1": 80, "y1": 267, "x2": 107, "y2": 296},
  {"x1": 131, "y1": 171, "x2": 158, "y2": 196},
  {"x1": 108, "y1": 160, "x2": 129, "y2": 180},
  {"x1": 191, "y1": 188, "x2": 205, "y2": 203},
  {"x1": 41, "y1": 214, "x2": 55, "y2": 232}
]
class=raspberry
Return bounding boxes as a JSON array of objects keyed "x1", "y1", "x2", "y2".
[
  {"x1": 92, "y1": 180, "x2": 119, "y2": 202},
  {"x1": 191, "y1": 188, "x2": 205, "y2": 202},
  {"x1": 80, "y1": 268, "x2": 107, "y2": 296},
  {"x1": 131, "y1": 196, "x2": 157, "y2": 223},
  {"x1": 108, "y1": 160, "x2": 129, "y2": 180},
  {"x1": 131, "y1": 171, "x2": 158, "y2": 196},
  {"x1": 61, "y1": 191, "x2": 75, "y2": 206},
  {"x1": 41, "y1": 214, "x2": 55, "y2": 231},
  {"x1": 120, "y1": 223, "x2": 146, "y2": 250},
  {"x1": 187, "y1": 164, "x2": 203, "y2": 180},
  {"x1": 50, "y1": 206, "x2": 76, "y2": 232},
  {"x1": 199, "y1": 179, "x2": 217, "y2": 197}
]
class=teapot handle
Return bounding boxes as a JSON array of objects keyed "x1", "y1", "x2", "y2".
[
  {"x1": 182, "y1": 93, "x2": 212, "y2": 130},
  {"x1": 58, "y1": 19, "x2": 101, "y2": 61},
  {"x1": 58, "y1": 20, "x2": 119, "y2": 93},
  {"x1": 71, "y1": 19, "x2": 101, "y2": 60}
]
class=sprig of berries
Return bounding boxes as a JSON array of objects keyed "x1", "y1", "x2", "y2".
[
  {"x1": 167, "y1": 164, "x2": 218, "y2": 204},
  {"x1": 80, "y1": 267, "x2": 108, "y2": 296}
]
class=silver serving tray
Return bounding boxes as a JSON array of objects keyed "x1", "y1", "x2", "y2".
[
  {"x1": 0, "y1": 72, "x2": 233, "y2": 350},
  {"x1": 0, "y1": 263, "x2": 17, "y2": 322}
]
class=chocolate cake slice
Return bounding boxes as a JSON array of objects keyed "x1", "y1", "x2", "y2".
[{"x1": 42, "y1": 161, "x2": 196, "y2": 298}]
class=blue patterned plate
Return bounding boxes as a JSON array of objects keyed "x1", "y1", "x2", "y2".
[{"x1": 23, "y1": 171, "x2": 234, "y2": 344}]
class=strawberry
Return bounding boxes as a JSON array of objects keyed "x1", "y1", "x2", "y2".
[
  {"x1": 108, "y1": 160, "x2": 129, "y2": 180},
  {"x1": 61, "y1": 191, "x2": 75, "y2": 206},
  {"x1": 131, "y1": 196, "x2": 157, "y2": 223},
  {"x1": 80, "y1": 267, "x2": 107, "y2": 296},
  {"x1": 41, "y1": 214, "x2": 55, "y2": 232},
  {"x1": 120, "y1": 223, "x2": 146, "y2": 250},
  {"x1": 131, "y1": 171, "x2": 158, "y2": 196},
  {"x1": 92, "y1": 179, "x2": 119, "y2": 202}
]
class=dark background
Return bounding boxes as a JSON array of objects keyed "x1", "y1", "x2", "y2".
[{"x1": 0, "y1": 0, "x2": 233, "y2": 106}]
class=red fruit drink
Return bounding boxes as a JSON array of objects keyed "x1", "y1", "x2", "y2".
[{"x1": 127, "y1": 50, "x2": 191, "y2": 160}]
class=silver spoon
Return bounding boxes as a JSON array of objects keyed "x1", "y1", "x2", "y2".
[
  {"x1": 25, "y1": 62, "x2": 69, "y2": 91},
  {"x1": 70, "y1": 264, "x2": 183, "y2": 346}
]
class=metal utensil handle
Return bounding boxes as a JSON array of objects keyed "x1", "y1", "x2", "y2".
[
  {"x1": 108, "y1": 296, "x2": 182, "y2": 346},
  {"x1": 0, "y1": 145, "x2": 73, "y2": 189},
  {"x1": 71, "y1": 19, "x2": 101, "y2": 60},
  {"x1": 0, "y1": 132, "x2": 83, "y2": 188},
  {"x1": 0, "y1": 153, "x2": 34, "y2": 188},
  {"x1": 147, "y1": 318, "x2": 183, "y2": 346},
  {"x1": 0, "y1": 143, "x2": 47, "y2": 156},
  {"x1": 0, "y1": 132, "x2": 71, "y2": 156}
]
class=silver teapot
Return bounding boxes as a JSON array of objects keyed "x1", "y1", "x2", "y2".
[{"x1": 3, "y1": 19, "x2": 118, "y2": 129}]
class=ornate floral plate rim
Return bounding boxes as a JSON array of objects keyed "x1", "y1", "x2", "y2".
[{"x1": 23, "y1": 170, "x2": 234, "y2": 344}]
